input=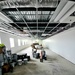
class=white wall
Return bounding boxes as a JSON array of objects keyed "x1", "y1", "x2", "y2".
[
  {"x1": 0, "y1": 12, "x2": 13, "y2": 23},
  {"x1": 43, "y1": 27, "x2": 75, "y2": 64},
  {"x1": 0, "y1": 13, "x2": 32, "y2": 54},
  {"x1": 0, "y1": 31, "x2": 32, "y2": 53}
]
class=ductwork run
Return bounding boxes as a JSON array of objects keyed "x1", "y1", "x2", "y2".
[
  {"x1": 54, "y1": 1, "x2": 75, "y2": 22},
  {"x1": 50, "y1": 0, "x2": 68, "y2": 22},
  {"x1": 0, "y1": 0, "x2": 60, "y2": 8},
  {"x1": 60, "y1": 5, "x2": 75, "y2": 23},
  {"x1": 0, "y1": 12, "x2": 13, "y2": 23}
]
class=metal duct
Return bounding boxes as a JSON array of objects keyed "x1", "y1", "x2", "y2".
[
  {"x1": 54, "y1": 1, "x2": 75, "y2": 22},
  {"x1": 60, "y1": 5, "x2": 75, "y2": 22},
  {"x1": 50, "y1": 0, "x2": 68, "y2": 22},
  {"x1": 0, "y1": 0, "x2": 60, "y2": 8}
]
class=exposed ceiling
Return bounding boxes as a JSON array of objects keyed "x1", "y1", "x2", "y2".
[{"x1": 0, "y1": 0, "x2": 75, "y2": 39}]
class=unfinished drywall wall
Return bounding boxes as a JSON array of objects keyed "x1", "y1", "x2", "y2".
[
  {"x1": 43, "y1": 27, "x2": 75, "y2": 64},
  {"x1": 0, "y1": 30, "x2": 32, "y2": 53}
]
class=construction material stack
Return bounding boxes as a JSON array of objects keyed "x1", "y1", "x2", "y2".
[{"x1": 0, "y1": 44, "x2": 13, "y2": 75}]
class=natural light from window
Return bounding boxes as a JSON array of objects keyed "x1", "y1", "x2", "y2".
[
  {"x1": 18, "y1": 39, "x2": 21, "y2": 46},
  {"x1": 22, "y1": 40, "x2": 24, "y2": 45},
  {"x1": 0, "y1": 37, "x2": 1, "y2": 44},
  {"x1": 9, "y1": 38, "x2": 15, "y2": 48}
]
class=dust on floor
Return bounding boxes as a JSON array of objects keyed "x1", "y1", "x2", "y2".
[{"x1": 4, "y1": 48, "x2": 75, "y2": 75}]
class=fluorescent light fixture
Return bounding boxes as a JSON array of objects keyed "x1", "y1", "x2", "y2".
[
  {"x1": 15, "y1": 15, "x2": 19, "y2": 19},
  {"x1": 32, "y1": 11, "x2": 35, "y2": 14},
  {"x1": 19, "y1": 34, "x2": 29, "y2": 37},
  {"x1": 30, "y1": 11, "x2": 33, "y2": 14},
  {"x1": 23, "y1": 27, "x2": 27, "y2": 30},
  {"x1": 8, "y1": 11, "x2": 12, "y2": 14},
  {"x1": 54, "y1": 1, "x2": 75, "y2": 22},
  {"x1": 27, "y1": 15, "x2": 32, "y2": 19},
  {"x1": 28, "y1": 11, "x2": 31, "y2": 14},
  {"x1": 20, "y1": 11, "x2": 25, "y2": 14},
  {"x1": 14, "y1": 15, "x2": 20, "y2": 20},
  {"x1": 30, "y1": 30, "x2": 43, "y2": 32},
  {"x1": 41, "y1": 34, "x2": 51, "y2": 36},
  {"x1": 50, "y1": 0, "x2": 68, "y2": 22},
  {"x1": 23, "y1": 29, "x2": 29, "y2": 33},
  {"x1": 26, "y1": 11, "x2": 30, "y2": 14},
  {"x1": 42, "y1": 11, "x2": 50, "y2": 14},
  {"x1": 38, "y1": 11, "x2": 41, "y2": 14},
  {"x1": 27, "y1": 15, "x2": 36, "y2": 20},
  {"x1": 60, "y1": 5, "x2": 75, "y2": 23},
  {"x1": 24, "y1": 34, "x2": 29, "y2": 36},
  {"x1": 16, "y1": 11, "x2": 19, "y2": 14},
  {"x1": 0, "y1": 12, "x2": 13, "y2": 23},
  {"x1": 0, "y1": 27, "x2": 23, "y2": 37},
  {"x1": 51, "y1": 11, "x2": 54, "y2": 15},
  {"x1": 9, "y1": 11, "x2": 19, "y2": 14},
  {"x1": 12, "y1": 11, "x2": 16, "y2": 14}
]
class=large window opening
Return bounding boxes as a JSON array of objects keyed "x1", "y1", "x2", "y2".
[
  {"x1": 9, "y1": 38, "x2": 15, "y2": 48},
  {"x1": 18, "y1": 39, "x2": 21, "y2": 46}
]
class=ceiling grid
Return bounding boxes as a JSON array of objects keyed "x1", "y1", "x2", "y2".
[{"x1": 1, "y1": 0, "x2": 74, "y2": 39}]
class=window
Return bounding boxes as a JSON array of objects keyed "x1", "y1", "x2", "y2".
[
  {"x1": 24, "y1": 41, "x2": 26, "y2": 45},
  {"x1": 22, "y1": 40, "x2": 24, "y2": 45},
  {"x1": 0, "y1": 37, "x2": 1, "y2": 44},
  {"x1": 18, "y1": 39, "x2": 21, "y2": 46},
  {"x1": 9, "y1": 38, "x2": 15, "y2": 48},
  {"x1": 24, "y1": 40, "x2": 27, "y2": 45}
]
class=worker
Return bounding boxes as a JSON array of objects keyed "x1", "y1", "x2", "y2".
[{"x1": 40, "y1": 50, "x2": 43, "y2": 62}]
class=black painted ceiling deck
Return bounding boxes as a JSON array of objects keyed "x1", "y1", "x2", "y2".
[{"x1": 0, "y1": 0, "x2": 70, "y2": 39}]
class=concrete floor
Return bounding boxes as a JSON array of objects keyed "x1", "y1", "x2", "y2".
[{"x1": 5, "y1": 47, "x2": 75, "y2": 75}]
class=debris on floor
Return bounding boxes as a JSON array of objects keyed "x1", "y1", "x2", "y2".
[{"x1": 4, "y1": 47, "x2": 75, "y2": 75}]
